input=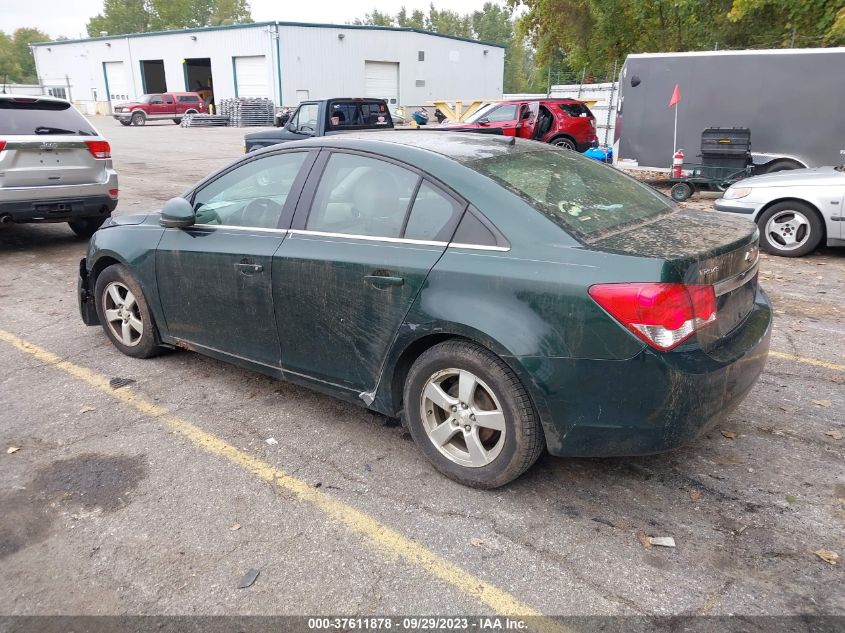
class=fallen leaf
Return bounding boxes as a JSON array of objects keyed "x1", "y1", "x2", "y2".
[
  {"x1": 690, "y1": 490, "x2": 702, "y2": 502},
  {"x1": 265, "y1": 437, "x2": 278, "y2": 445},
  {"x1": 824, "y1": 430, "x2": 843, "y2": 440},
  {"x1": 785, "y1": 495, "x2": 798, "y2": 505},
  {"x1": 79, "y1": 406, "x2": 96, "y2": 414},
  {"x1": 637, "y1": 531, "x2": 652, "y2": 550},
  {"x1": 814, "y1": 549, "x2": 839, "y2": 565},
  {"x1": 649, "y1": 536, "x2": 676, "y2": 548},
  {"x1": 6, "y1": 446, "x2": 20, "y2": 454},
  {"x1": 230, "y1": 523, "x2": 241, "y2": 531},
  {"x1": 813, "y1": 399, "x2": 832, "y2": 408},
  {"x1": 470, "y1": 538, "x2": 484, "y2": 547},
  {"x1": 721, "y1": 430, "x2": 737, "y2": 439}
]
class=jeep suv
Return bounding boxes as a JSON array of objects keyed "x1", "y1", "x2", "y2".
[
  {"x1": 112, "y1": 92, "x2": 207, "y2": 126},
  {"x1": 0, "y1": 95, "x2": 118, "y2": 237}
]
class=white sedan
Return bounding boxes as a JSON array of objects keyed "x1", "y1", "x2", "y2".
[{"x1": 715, "y1": 166, "x2": 844, "y2": 256}]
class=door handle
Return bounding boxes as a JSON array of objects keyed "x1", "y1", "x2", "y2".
[
  {"x1": 236, "y1": 262, "x2": 263, "y2": 274},
  {"x1": 364, "y1": 274, "x2": 404, "y2": 288}
]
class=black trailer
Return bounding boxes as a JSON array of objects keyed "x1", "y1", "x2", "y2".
[{"x1": 613, "y1": 48, "x2": 845, "y2": 173}]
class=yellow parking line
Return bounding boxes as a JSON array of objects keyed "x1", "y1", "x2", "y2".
[
  {"x1": 0, "y1": 328, "x2": 568, "y2": 630},
  {"x1": 768, "y1": 351, "x2": 844, "y2": 372}
]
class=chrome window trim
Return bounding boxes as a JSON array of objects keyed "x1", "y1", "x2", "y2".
[
  {"x1": 288, "y1": 228, "x2": 447, "y2": 247},
  {"x1": 448, "y1": 242, "x2": 511, "y2": 252},
  {"x1": 192, "y1": 223, "x2": 289, "y2": 234},
  {"x1": 713, "y1": 258, "x2": 759, "y2": 297}
]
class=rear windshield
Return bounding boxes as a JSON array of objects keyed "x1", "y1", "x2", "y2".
[
  {"x1": 328, "y1": 101, "x2": 392, "y2": 129},
  {"x1": 178, "y1": 95, "x2": 200, "y2": 102},
  {"x1": 0, "y1": 100, "x2": 97, "y2": 136},
  {"x1": 559, "y1": 103, "x2": 593, "y2": 118},
  {"x1": 470, "y1": 148, "x2": 673, "y2": 239}
]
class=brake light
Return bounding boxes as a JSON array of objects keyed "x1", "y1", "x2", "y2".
[
  {"x1": 0, "y1": 141, "x2": 6, "y2": 151},
  {"x1": 85, "y1": 140, "x2": 111, "y2": 159},
  {"x1": 589, "y1": 283, "x2": 717, "y2": 351},
  {"x1": 108, "y1": 188, "x2": 118, "y2": 199}
]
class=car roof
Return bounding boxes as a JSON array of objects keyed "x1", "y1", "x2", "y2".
[
  {"x1": 0, "y1": 94, "x2": 70, "y2": 105},
  {"x1": 284, "y1": 131, "x2": 547, "y2": 164}
]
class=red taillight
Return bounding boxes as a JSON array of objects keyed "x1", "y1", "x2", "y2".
[
  {"x1": 108, "y1": 188, "x2": 118, "y2": 199},
  {"x1": 85, "y1": 140, "x2": 111, "y2": 159},
  {"x1": 589, "y1": 283, "x2": 717, "y2": 351},
  {"x1": 0, "y1": 140, "x2": 6, "y2": 151}
]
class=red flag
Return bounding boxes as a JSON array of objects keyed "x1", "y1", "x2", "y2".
[{"x1": 668, "y1": 83, "x2": 681, "y2": 107}]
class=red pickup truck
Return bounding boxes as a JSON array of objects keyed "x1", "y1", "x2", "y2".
[{"x1": 112, "y1": 92, "x2": 207, "y2": 126}]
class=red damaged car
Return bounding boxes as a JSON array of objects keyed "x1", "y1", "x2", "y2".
[{"x1": 445, "y1": 98, "x2": 598, "y2": 151}]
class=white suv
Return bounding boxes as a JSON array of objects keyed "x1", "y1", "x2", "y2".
[{"x1": 0, "y1": 95, "x2": 118, "y2": 237}]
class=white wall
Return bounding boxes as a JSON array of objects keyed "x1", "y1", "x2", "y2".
[
  {"x1": 32, "y1": 23, "x2": 504, "y2": 113},
  {"x1": 278, "y1": 25, "x2": 504, "y2": 107}
]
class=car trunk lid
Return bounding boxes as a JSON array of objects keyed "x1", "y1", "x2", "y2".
[
  {"x1": 591, "y1": 208, "x2": 760, "y2": 344},
  {"x1": 0, "y1": 137, "x2": 106, "y2": 188}
]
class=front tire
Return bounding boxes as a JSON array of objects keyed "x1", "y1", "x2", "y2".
[
  {"x1": 131, "y1": 112, "x2": 146, "y2": 126},
  {"x1": 670, "y1": 182, "x2": 694, "y2": 202},
  {"x1": 68, "y1": 217, "x2": 107, "y2": 238},
  {"x1": 757, "y1": 201, "x2": 823, "y2": 257},
  {"x1": 403, "y1": 340, "x2": 545, "y2": 489},
  {"x1": 119, "y1": 120, "x2": 131, "y2": 126},
  {"x1": 94, "y1": 264, "x2": 162, "y2": 358}
]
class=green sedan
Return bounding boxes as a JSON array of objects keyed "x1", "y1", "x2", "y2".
[{"x1": 78, "y1": 132, "x2": 772, "y2": 488}]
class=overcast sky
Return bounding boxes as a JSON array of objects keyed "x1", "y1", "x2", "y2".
[{"x1": 3, "y1": 0, "x2": 499, "y2": 40}]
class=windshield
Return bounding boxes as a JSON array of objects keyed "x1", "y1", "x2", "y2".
[
  {"x1": 470, "y1": 148, "x2": 674, "y2": 239},
  {"x1": 138, "y1": 95, "x2": 153, "y2": 104},
  {"x1": 0, "y1": 99, "x2": 97, "y2": 136},
  {"x1": 464, "y1": 103, "x2": 496, "y2": 123}
]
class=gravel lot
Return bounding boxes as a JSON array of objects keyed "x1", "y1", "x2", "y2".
[{"x1": 1, "y1": 117, "x2": 843, "y2": 622}]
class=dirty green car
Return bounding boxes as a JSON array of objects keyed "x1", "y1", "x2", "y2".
[{"x1": 78, "y1": 132, "x2": 771, "y2": 488}]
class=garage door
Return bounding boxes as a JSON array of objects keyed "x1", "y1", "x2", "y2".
[
  {"x1": 234, "y1": 55, "x2": 269, "y2": 98},
  {"x1": 364, "y1": 61, "x2": 399, "y2": 105},
  {"x1": 103, "y1": 61, "x2": 130, "y2": 106}
]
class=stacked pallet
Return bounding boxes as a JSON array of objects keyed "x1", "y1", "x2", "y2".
[
  {"x1": 181, "y1": 113, "x2": 230, "y2": 128},
  {"x1": 220, "y1": 97, "x2": 274, "y2": 126}
]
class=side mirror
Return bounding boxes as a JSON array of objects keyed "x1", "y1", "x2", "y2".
[
  {"x1": 478, "y1": 118, "x2": 490, "y2": 125},
  {"x1": 160, "y1": 197, "x2": 195, "y2": 228}
]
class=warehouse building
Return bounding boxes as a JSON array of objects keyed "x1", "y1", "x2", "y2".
[{"x1": 31, "y1": 21, "x2": 505, "y2": 115}]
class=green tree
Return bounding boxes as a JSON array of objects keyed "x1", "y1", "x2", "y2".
[
  {"x1": 353, "y1": 9, "x2": 395, "y2": 26},
  {"x1": 0, "y1": 32, "x2": 22, "y2": 84},
  {"x1": 397, "y1": 7, "x2": 427, "y2": 29},
  {"x1": 209, "y1": 0, "x2": 253, "y2": 26},
  {"x1": 11, "y1": 28, "x2": 50, "y2": 82},
  {"x1": 426, "y1": 4, "x2": 473, "y2": 37},
  {"x1": 87, "y1": 0, "x2": 149, "y2": 36}
]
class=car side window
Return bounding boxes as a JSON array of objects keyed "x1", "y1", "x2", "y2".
[
  {"x1": 404, "y1": 182, "x2": 463, "y2": 241},
  {"x1": 164, "y1": 95, "x2": 174, "y2": 104},
  {"x1": 150, "y1": 95, "x2": 163, "y2": 105},
  {"x1": 192, "y1": 152, "x2": 307, "y2": 229},
  {"x1": 486, "y1": 104, "x2": 517, "y2": 123},
  {"x1": 295, "y1": 104, "x2": 319, "y2": 134},
  {"x1": 306, "y1": 153, "x2": 419, "y2": 238}
]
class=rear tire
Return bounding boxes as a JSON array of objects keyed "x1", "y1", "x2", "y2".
[
  {"x1": 403, "y1": 340, "x2": 545, "y2": 489},
  {"x1": 757, "y1": 201, "x2": 823, "y2": 257},
  {"x1": 68, "y1": 217, "x2": 107, "y2": 238},
  {"x1": 758, "y1": 159, "x2": 801, "y2": 174},
  {"x1": 551, "y1": 136, "x2": 577, "y2": 150},
  {"x1": 94, "y1": 264, "x2": 162, "y2": 358},
  {"x1": 119, "y1": 120, "x2": 131, "y2": 126},
  {"x1": 670, "y1": 182, "x2": 694, "y2": 202},
  {"x1": 173, "y1": 118, "x2": 182, "y2": 124},
  {"x1": 131, "y1": 112, "x2": 146, "y2": 126}
]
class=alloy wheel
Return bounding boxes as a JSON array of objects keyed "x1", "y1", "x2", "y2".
[
  {"x1": 102, "y1": 281, "x2": 144, "y2": 347},
  {"x1": 765, "y1": 209, "x2": 811, "y2": 251},
  {"x1": 420, "y1": 368, "x2": 506, "y2": 468}
]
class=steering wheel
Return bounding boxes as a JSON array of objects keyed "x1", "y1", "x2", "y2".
[{"x1": 241, "y1": 198, "x2": 282, "y2": 228}]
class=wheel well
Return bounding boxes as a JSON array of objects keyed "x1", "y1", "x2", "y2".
[
  {"x1": 90, "y1": 256, "x2": 120, "y2": 289},
  {"x1": 548, "y1": 134, "x2": 576, "y2": 146},
  {"x1": 756, "y1": 158, "x2": 804, "y2": 174},
  {"x1": 185, "y1": 109, "x2": 197, "y2": 115},
  {"x1": 757, "y1": 198, "x2": 826, "y2": 240},
  {"x1": 390, "y1": 333, "x2": 458, "y2": 416}
]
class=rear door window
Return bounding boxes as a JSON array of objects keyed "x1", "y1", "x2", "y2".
[
  {"x1": 306, "y1": 153, "x2": 419, "y2": 238},
  {"x1": 0, "y1": 99, "x2": 97, "y2": 136},
  {"x1": 559, "y1": 103, "x2": 592, "y2": 118}
]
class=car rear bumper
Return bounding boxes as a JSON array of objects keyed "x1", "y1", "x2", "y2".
[
  {"x1": 714, "y1": 198, "x2": 760, "y2": 215},
  {"x1": 516, "y1": 286, "x2": 772, "y2": 457},
  {"x1": 0, "y1": 195, "x2": 117, "y2": 222}
]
